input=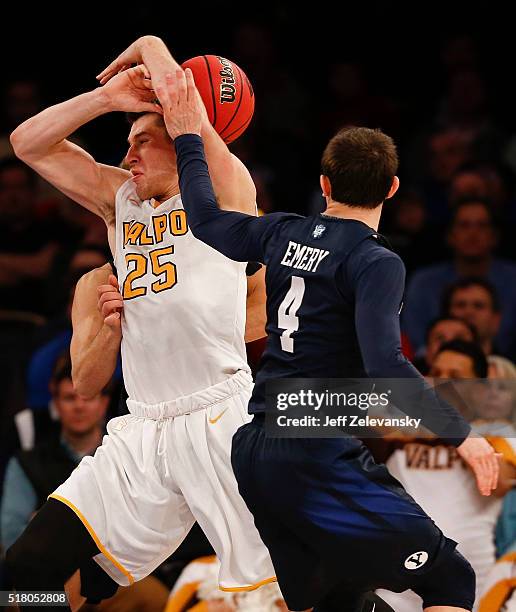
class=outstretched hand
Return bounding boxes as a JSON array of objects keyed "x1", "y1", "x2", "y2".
[
  {"x1": 155, "y1": 68, "x2": 203, "y2": 140},
  {"x1": 456, "y1": 435, "x2": 502, "y2": 496}
]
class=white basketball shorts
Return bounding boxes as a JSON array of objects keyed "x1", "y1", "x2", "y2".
[{"x1": 50, "y1": 370, "x2": 276, "y2": 591}]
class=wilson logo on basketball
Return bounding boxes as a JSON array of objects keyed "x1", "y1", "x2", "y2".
[{"x1": 218, "y1": 56, "x2": 236, "y2": 104}]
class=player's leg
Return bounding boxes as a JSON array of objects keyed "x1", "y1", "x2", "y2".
[
  {"x1": 5, "y1": 498, "x2": 99, "y2": 610},
  {"x1": 413, "y1": 548, "x2": 475, "y2": 612},
  {"x1": 170, "y1": 372, "x2": 276, "y2": 591},
  {"x1": 314, "y1": 586, "x2": 395, "y2": 612},
  {"x1": 232, "y1": 420, "x2": 474, "y2": 610}
]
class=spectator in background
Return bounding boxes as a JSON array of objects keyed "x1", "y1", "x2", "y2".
[
  {"x1": 442, "y1": 277, "x2": 502, "y2": 357},
  {"x1": 449, "y1": 164, "x2": 508, "y2": 212},
  {"x1": 1, "y1": 354, "x2": 109, "y2": 550},
  {"x1": 377, "y1": 340, "x2": 516, "y2": 610},
  {"x1": 436, "y1": 69, "x2": 504, "y2": 165},
  {"x1": 383, "y1": 189, "x2": 446, "y2": 272},
  {"x1": 402, "y1": 198, "x2": 516, "y2": 358},
  {"x1": 418, "y1": 128, "x2": 473, "y2": 225},
  {"x1": 164, "y1": 555, "x2": 287, "y2": 611},
  {"x1": 27, "y1": 246, "x2": 111, "y2": 417},
  {"x1": 0, "y1": 158, "x2": 60, "y2": 315},
  {"x1": 413, "y1": 316, "x2": 476, "y2": 375},
  {"x1": 0, "y1": 80, "x2": 42, "y2": 159},
  {"x1": 478, "y1": 357, "x2": 516, "y2": 611}
]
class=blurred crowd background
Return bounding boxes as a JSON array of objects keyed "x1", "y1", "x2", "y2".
[{"x1": 1, "y1": 3, "x2": 516, "y2": 610}]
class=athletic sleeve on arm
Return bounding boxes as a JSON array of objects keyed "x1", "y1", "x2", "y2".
[
  {"x1": 175, "y1": 134, "x2": 288, "y2": 263},
  {"x1": 352, "y1": 253, "x2": 471, "y2": 446}
]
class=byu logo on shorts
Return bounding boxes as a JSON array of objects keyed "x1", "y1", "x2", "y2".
[
  {"x1": 313, "y1": 224, "x2": 326, "y2": 239},
  {"x1": 404, "y1": 550, "x2": 429, "y2": 570}
]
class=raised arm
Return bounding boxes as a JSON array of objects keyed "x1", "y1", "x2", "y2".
[
  {"x1": 353, "y1": 252, "x2": 500, "y2": 495},
  {"x1": 71, "y1": 264, "x2": 122, "y2": 398},
  {"x1": 97, "y1": 35, "x2": 256, "y2": 214},
  {"x1": 10, "y1": 66, "x2": 161, "y2": 228}
]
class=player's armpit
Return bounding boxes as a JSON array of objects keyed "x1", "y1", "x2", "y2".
[{"x1": 245, "y1": 266, "x2": 267, "y2": 342}]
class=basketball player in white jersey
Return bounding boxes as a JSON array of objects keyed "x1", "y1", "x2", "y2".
[{"x1": 6, "y1": 36, "x2": 276, "y2": 607}]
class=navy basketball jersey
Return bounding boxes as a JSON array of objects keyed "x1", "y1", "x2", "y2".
[{"x1": 248, "y1": 214, "x2": 399, "y2": 413}]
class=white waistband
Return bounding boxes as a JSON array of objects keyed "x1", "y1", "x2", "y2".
[{"x1": 126, "y1": 369, "x2": 253, "y2": 419}]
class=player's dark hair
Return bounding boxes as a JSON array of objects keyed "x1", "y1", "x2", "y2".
[
  {"x1": 436, "y1": 339, "x2": 488, "y2": 378},
  {"x1": 425, "y1": 316, "x2": 478, "y2": 344},
  {"x1": 321, "y1": 126, "x2": 398, "y2": 208},
  {"x1": 441, "y1": 276, "x2": 500, "y2": 314},
  {"x1": 126, "y1": 111, "x2": 164, "y2": 126}
]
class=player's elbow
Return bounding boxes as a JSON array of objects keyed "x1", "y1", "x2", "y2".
[{"x1": 10, "y1": 124, "x2": 36, "y2": 161}]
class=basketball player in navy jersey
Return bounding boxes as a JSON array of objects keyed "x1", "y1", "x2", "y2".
[{"x1": 158, "y1": 68, "x2": 501, "y2": 612}]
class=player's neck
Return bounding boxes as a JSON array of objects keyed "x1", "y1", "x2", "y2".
[
  {"x1": 323, "y1": 200, "x2": 383, "y2": 231},
  {"x1": 152, "y1": 182, "x2": 180, "y2": 207}
]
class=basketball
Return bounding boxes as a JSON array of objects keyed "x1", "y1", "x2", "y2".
[{"x1": 181, "y1": 55, "x2": 255, "y2": 144}]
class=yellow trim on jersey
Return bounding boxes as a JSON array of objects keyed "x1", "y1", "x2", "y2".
[
  {"x1": 49, "y1": 494, "x2": 135, "y2": 585},
  {"x1": 478, "y1": 552, "x2": 516, "y2": 612},
  {"x1": 219, "y1": 576, "x2": 277, "y2": 592},
  {"x1": 486, "y1": 436, "x2": 516, "y2": 467}
]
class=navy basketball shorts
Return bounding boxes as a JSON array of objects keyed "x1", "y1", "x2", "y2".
[{"x1": 231, "y1": 416, "x2": 475, "y2": 611}]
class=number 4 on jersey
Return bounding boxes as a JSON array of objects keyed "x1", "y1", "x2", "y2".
[{"x1": 278, "y1": 276, "x2": 305, "y2": 353}]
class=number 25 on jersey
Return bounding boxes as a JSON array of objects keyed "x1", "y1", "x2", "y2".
[{"x1": 122, "y1": 246, "x2": 177, "y2": 299}]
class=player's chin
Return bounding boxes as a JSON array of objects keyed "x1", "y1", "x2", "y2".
[{"x1": 134, "y1": 182, "x2": 150, "y2": 200}]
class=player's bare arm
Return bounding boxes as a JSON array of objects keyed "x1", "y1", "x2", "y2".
[
  {"x1": 98, "y1": 36, "x2": 256, "y2": 214},
  {"x1": 71, "y1": 264, "x2": 121, "y2": 398},
  {"x1": 10, "y1": 66, "x2": 161, "y2": 233},
  {"x1": 245, "y1": 266, "x2": 267, "y2": 343}
]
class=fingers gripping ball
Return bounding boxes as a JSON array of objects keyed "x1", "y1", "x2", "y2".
[{"x1": 181, "y1": 55, "x2": 255, "y2": 143}]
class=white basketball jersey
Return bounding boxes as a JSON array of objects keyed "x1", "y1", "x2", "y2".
[
  {"x1": 386, "y1": 423, "x2": 516, "y2": 600},
  {"x1": 114, "y1": 179, "x2": 250, "y2": 404}
]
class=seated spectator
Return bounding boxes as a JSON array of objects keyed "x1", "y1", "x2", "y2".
[
  {"x1": 383, "y1": 190, "x2": 446, "y2": 273},
  {"x1": 0, "y1": 158, "x2": 60, "y2": 316},
  {"x1": 402, "y1": 198, "x2": 516, "y2": 358},
  {"x1": 488, "y1": 354, "x2": 516, "y2": 380},
  {"x1": 477, "y1": 546, "x2": 516, "y2": 612},
  {"x1": 478, "y1": 356, "x2": 516, "y2": 611},
  {"x1": 27, "y1": 246, "x2": 113, "y2": 417},
  {"x1": 1, "y1": 353, "x2": 110, "y2": 550},
  {"x1": 414, "y1": 315, "x2": 476, "y2": 374},
  {"x1": 442, "y1": 277, "x2": 502, "y2": 356},
  {"x1": 164, "y1": 555, "x2": 287, "y2": 612},
  {"x1": 376, "y1": 340, "x2": 516, "y2": 610}
]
